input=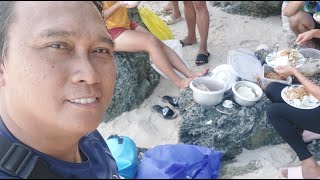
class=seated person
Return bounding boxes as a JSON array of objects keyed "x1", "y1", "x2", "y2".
[
  {"x1": 0, "y1": 1, "x2": 119, "y2": 178},
  {"x1": 102, "y1": 1, "x2": 208, "y2": 89},
  {"x1": 283, "y1": 1, "x2": 320, "y2": 48},
  {"x1": 265, "y1": 64, "x2": 320, "y2": 178}
]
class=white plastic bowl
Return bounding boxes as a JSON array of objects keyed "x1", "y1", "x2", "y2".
[
  {"x1": 189, "y1": 77, "x2": 227, "y2": 106},
  {"x1": 232, "y1": 81, "x2": 263, "y2": 107}
]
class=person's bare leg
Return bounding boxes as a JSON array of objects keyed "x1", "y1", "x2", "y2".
[
  {"x1": 181, "y1": 1, "x2": 197, "y2": 45},
  {"x1": 164, "y1": 1, "x2": 173, "y2": 12},
  {"x1": 114, "y1": 29, "x2": 193, "y2": 89},
  {"x1": 289, "y1": 11, "x2": 316, "y2": 48},
  {"x1": 171, "y1": 1, "x2": 181, "y2": 20},
  {"x1": 193, "y1": 1, "x2": 209, "y2": 56},
  {"x1": 281, "y1": 157, "x2": 320, "y2": 179},
  {"x1": 135, "y1": 26, "x2": 208, "y2": 78}
]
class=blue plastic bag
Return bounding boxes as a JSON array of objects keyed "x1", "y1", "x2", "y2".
[
  {"x1": 106, "y1": 135, "x2": 138, "y2": 179},
  {"x1": 136, "y1": 144, "x2": 223, "y2": 179}
]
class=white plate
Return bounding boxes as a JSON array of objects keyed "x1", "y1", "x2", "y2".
[
  {"x1": 313, "y1": 12, "x2": 320, "y2": 23},
  {"x1": 281, "y1": 85, "x2": 320, "y2": 109},
  {"x1": 210, "y1": 64, "x2": 238, "y2": 91},
  {"x1": 265, "y1": 52, "x2": 305, "y2": 68}
]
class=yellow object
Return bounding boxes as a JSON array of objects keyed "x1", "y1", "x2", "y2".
[
  {"x1": 138, "y1": 7, "x2": 174, "y2": 40},
  {"x1": 103, "y1": 1, "x2": 130, "y2": 30}
]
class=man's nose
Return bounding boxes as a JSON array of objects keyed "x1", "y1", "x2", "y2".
[{"x1": 70, "y1": 54, "x2": 100, "y2": 85}]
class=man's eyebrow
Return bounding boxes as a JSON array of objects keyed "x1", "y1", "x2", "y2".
[
  {"x1": 100, "y1": 35, "x2": 114, "y2": 46},
  {"x1": 37, "y1": 30, "x2": 74, "y2": 39},
  {"x1": 36, "y1": 29, "x2": 114, "y2": 46}
]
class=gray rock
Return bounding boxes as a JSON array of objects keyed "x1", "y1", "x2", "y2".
[
  {"x1": 178, "y1": 87, "x2": 320, "y2": 160},
  {"x1": 103, "y1": 52, "x2": 160, "y2": 122},
  {"x1": 210, "y1": 1, "x2": 282, "y2": 18},
  {"x1": 103, "y1": 8, "x2": 160, "y2": 122}
]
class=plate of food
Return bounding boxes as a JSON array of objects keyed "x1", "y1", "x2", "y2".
[
  {"x1": 265, "y1": 48, "x2": 305, "y2": 68},
  {"x1": 313, "y1": 12, "x2": 320, "y2": 23},
  {"x1": 281, "y1": 84, "x2": 320, "y2": 109}
]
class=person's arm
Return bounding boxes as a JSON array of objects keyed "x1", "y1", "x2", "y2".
[
  {"x1": 296, "y1": 29, "x2": 320, "y2": 45},
  {"x1": 283, "y1": 1, "x2": 305, "y2": 17},
  {"x1": 275, "y1": 66, "x2": 320, "y2": 100},
  {"x1": 102, "y1": 1, "x2": 126, "y2": 22}
]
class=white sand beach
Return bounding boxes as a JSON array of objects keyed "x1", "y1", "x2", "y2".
[{"x1": 98, "y1": 1, "x2": 316, "y2": 179}]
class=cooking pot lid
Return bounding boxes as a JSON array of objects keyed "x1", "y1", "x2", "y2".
[
  {"x1": 228, "y1": 49, "x2": 262, "y2": 82},
  {"x1": 210, "y1": 64, "x2": 238, "y2": 91}
]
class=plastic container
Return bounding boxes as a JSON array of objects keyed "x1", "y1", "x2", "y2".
[
  {"x1": 297, "y1": 48, "x2": 320, "y2": 76},
  {"x1": 189, "y1": 77, "x2": 227, "y2": 106},
  {"x1": 228, "y1": 49, "x2": 262, "y2": 83},
  {"x1": 261, "y1": 64, "x2": 292, "y2": 90}
]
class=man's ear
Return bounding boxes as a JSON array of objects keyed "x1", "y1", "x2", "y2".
[{"x1": 0, "y1": 61, "x2": 6, "y2": 86}]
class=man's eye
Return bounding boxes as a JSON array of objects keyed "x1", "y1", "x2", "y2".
[
  {"x1": 50, "y1": 44, "x2": 66, "y2": 49},
  {"x1": 93, "y1": 48, "x2": 111, "y2": 54}
]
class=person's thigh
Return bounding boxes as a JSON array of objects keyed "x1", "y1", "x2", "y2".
[
  {"x1": 113, "y1": 29, "x2": 156, "y2": 52},
  {"x1": 265, "y1": 82, "x2": 288, "y2": 103}
]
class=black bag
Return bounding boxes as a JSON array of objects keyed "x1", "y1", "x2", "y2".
[{"x1": 0, "y1": 136, "x2": 60, "y2": 179}]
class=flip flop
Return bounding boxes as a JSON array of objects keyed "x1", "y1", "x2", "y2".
[
  {"x1": 161, "y1": 95, "x2": 179, "y2": 108},
  {"x1": 280, "y1": 166, "x2": 304, "y2": 179},
  {"x1": 179, "y1": 40, "x2": 194, "y2": 47},
  {"x1": 195, "y1": 53, "x2": 210, "y2": 66},
  {"x1": 151, "y1": 105, "x2": 177, "y2": 120},
  {"x1": 155, "y1": 7, "x2": 172, "y2": 16}
]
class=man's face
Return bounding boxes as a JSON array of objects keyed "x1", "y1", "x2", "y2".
[{"x1": 1, "y1": 2, "x2": 115, "y2": 136}]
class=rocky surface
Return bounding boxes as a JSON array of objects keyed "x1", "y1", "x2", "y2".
[
  {"x1": 210, "y1": 1, "x2": 282, "y2": 18},
  {"x1": 178, "y1": 82, "x2": 320, "y2": 161},
  {"x1": 103, "y1": 8, "x2": 160, "y2": 122}
]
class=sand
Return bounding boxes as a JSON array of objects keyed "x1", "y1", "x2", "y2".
[{"x1": 97, "y1": 1, "x2": 315, "y2": 178}]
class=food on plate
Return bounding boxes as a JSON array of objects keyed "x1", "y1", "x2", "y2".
[
  {"x1": 285, "y1": 86, "x2": 309, "y2": 101},
  {"x1": 237, "y1": 86, "x2": 257, "y2": 100},
  {"x1": 264, "y1": 71, "x2": 285, "y2": 80},
  {"x1": 273, "y1": 48, "x2": 300, "y2": 67}
]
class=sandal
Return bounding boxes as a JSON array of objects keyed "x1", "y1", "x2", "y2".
[
  {"x1": 163, "y1": 15, "x2": 182, "y2": 25},
  {"x1": 151, "y1": 105, "x2": 177, "y2": 120},
  {"x1": 195, "y1": 53, "x2": 210, "y2": 66},
  {"x1": 161, "y1": 95, "x2": 179, "y2": 108},
  {"x1": 155, "y1": 7, "x2": 172, "y2": 16}
]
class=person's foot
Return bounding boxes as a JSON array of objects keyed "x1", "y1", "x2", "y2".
[
  {"x1": 179, "y1": 37, "x2": 197, "y2": 47},
  {"x1": 163, "y1": 14, "x2": 182, "y2": 25},
  {"x1": 281, "y1": 165, "x2": 320, "y2": 179},
  {"x1": 302, "y1": 130, "x2": 320, "y2": 143},
  {"x1": 176, "y1": 78, "x2": 193, "y2": 90},
  {"x1": 192, "y1": 68, "x2": 209, "y2": 78}
]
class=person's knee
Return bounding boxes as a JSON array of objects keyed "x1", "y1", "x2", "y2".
[
  {"x1": 192, "y1": 1, "x2": 207, "y2": 12},
  {"x1": 148, "y1": 35, "x2": 164, "y2": 50}
]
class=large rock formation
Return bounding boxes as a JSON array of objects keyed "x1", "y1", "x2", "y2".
[
  {"x1": 178, "y1": 87, "x2": 320, "y2": 160},
  {"x1": 210, "y1": 1, "x2": 283, "y2": 18},
  {"x1": 103, "y1": 8, "x2": 160, "y2": 122}
]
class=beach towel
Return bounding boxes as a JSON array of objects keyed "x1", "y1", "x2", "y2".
[
  {"x1": 138, "y1": 7, "x2": 174, "y2": 40},
  {"x1": 136, "y1": 144, "x2": 223, "y2": 179}
]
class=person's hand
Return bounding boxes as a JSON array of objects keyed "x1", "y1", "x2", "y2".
[
  {"x1": 120, "y1": 1, "x2": 140, "y2": 9},
  {"x1": 296, "y1": 30, "x2": 316, "y2": 46},
  {"x1": 274, "y1": 65, "x2": 296, "y2": 78}
]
